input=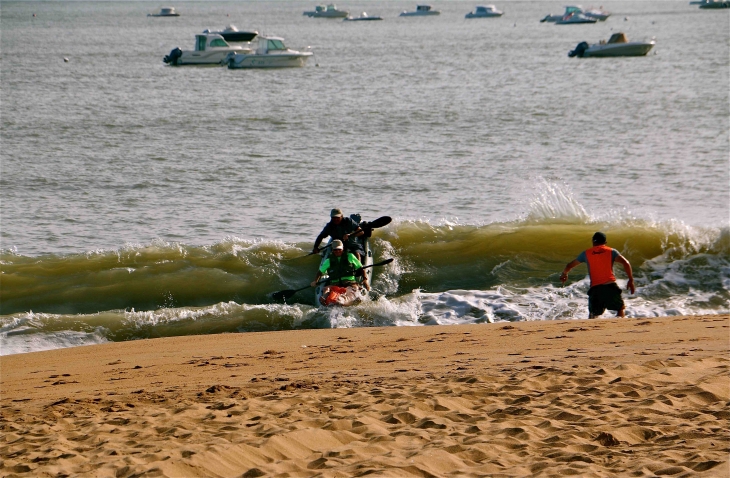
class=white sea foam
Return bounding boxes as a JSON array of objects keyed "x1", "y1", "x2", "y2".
[{"x1": 1, "y1": 327, "x2": 109, "y2": 356}]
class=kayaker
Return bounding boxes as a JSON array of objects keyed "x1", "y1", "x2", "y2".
[
  {"x1": 560, "y1": 232, "x2": 635, "y2": 318},
  {"x1": 312, "y1": 208, "x2": 366, "y2": 261},
  {"x1": 311, "y1": 240, "x2": 370, "y2": 291}
]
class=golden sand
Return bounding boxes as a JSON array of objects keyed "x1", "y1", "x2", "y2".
[{"x1": 1, "y1": 315, "x2": 728, "y2": 477}]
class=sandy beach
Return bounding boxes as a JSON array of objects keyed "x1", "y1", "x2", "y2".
[{"x1": 1, "y1": 314, "x2": 728, "y2": 477}]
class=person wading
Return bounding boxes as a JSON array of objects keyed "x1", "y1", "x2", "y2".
[{"x1": 560, "y1": 232, "x2": 635, "y2": 318}]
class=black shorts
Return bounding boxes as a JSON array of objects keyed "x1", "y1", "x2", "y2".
[{"x1": 587, "y1": 282, "x2": 624, "y2": 316}]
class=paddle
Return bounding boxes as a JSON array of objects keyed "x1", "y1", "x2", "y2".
[
  {"x1": 271, "y1": 258, "x2": 394, "y2": 302},
  {"x1": 292, "y1": 243, "x2": 332, "y2": 260},
  {"x1": 285, "y1": 216, "x2": 393, "y2": 261},
  {"x1": 358, "y1": 216, "x2": 392, "y2": 234}
]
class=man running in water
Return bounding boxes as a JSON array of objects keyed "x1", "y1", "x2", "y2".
[{"x1": 560, "y1": 232, "x2": 635, "y2": 318}]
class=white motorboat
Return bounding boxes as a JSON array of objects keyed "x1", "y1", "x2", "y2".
[
  {"x1": 541, "y1": 5, "x2": 582, "y2": 22},
  {"x1": 303, "y1": 4, "x2": 349, "y2": 18},
  {"x1": 224, "y1": 36, "x2": 313, "y2": 69},
  {"x1": 466, "y1": 5, "x2": 503, "y2": 18},
  {"x1": 148, "y1": 6, "x2": 179, "y2": 17},
  {"x1": 344, "y1": 12, "x2": 383, "y2": 21},
  {"x1": 202, "y1": 25, "x2": 258, "y2": 43},
  {"x1": 400, "y1": 5, "x2": 440, "y2": 16},
  {"x1": 163, "y1": 33, "x2": 253, "y2": 66},
  {"x1": 555, "y1": 12, "x2": 597, "y2": 24},
  {"x1": 569, "y1": 32, "x2": 655, "y2": 57},
  {"x1": 542, "y1": 5, "x2": 605, "y2": 22}
]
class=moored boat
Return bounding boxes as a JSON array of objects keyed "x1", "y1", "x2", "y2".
[
  {"x1": 542, "y1": 5, "x2": 606, "y2": 22},
  {"x1": 541, "y1": 5, "x2": 583, "y2": 22},
  {"x1": 400, "y1": 5, "x2": 440, "y2": 16},
  {"x1": 224, "y1": 35, "x2": 312, "y2": 69},
  {"x1": 344, "y1": 12, "x2": 383, "y2": 21},
  {"x1": 466, "y1": 5, "x2": 504, "y2": 18},
  {"x1": 149, "y1": 6, "x2": 179, "y2": 17},
  {"x1": 569, "y1": 32, "x2": 655, "y2": 58},
  {"x1": 163, "y1": 33, "x2": 253, "y2": 66},
  {"x1": 555, "y1": 12, "x2": 597, "y2": 24},
  {"x1": 304, "y1": 4, "x2": 349, "y2": 18}
]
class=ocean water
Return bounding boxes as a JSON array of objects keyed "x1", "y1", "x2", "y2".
[{"x1": 1, "y1": 1, "x2": 728, "y2": 355}]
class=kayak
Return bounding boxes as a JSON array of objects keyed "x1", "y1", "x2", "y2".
[{"x1": 314, "y1": 214, "x2": 374, "y2": 307}]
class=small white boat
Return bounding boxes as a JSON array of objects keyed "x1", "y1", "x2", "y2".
[
  {"x1": 163, "y1": 33, "x2": 253, "y2": 66},
  {"x1": 466, "y1": 5, "x2": 503, "y2": 18},
  {"x1": 148, "y1": 6, "x2": 179, "y2": 17},
  {"x1": 304, "y1": 4, "x2": 349, "y2": 18},
  {"x1": 541, "y1": 5, "x2": 603, "y2": 22},
  {"x1": 555, "y1": 12, "x2": 597, "y2": 24},
  {"x1": 224, "y1": 36, "x2": 313, "y2": 69},
  {"x1": 541, "y1": 5, "x2": 582, "y2": 22},
  {"x1": 202, "y1": 25, "x2": 258, "y2": 43},
  {"x1": 400, "y1": 5, "x2": 440, "y2": 16},
  {"x1": 569, "y1": 32, "x2": 655, "y2": 57},
  {"x1": 344, "y1": 12, "x2": 383, "y2": 21}
]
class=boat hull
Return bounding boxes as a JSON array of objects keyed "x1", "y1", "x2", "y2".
[
  {"x1": 304, "y1": 11, "x2": 348, "y2": 17},
  {"x1": 583, "y1": 42, "x2": 655, "y2": 57},
  {"x1": 177, "y1": 51, "x2": 238, "y2": 65},
  {"x1": 227, "y1": 52, "x2": 312, "y2": 68},
  {"x1": 584, "y1": 12, "x2": 610, "y2": 20},
  {"x1": 556, "y1": 17, "x2": 597, "y2": 24},
  {"x1": 400, "y1": 11, "x2": 440, "y2": 16},
  {"x1": 344, "y1": 16, "x2": 383, "y2": 21},
  {"x1": 699, "y1": 1, "x2": 730, "y2": 7},
  {"x1": 465, "y1": 12, "x2": 503, "y2": 18}
]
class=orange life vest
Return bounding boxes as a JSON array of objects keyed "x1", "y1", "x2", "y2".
[{"x1": 584, "y1": 244, "x2": 616, "y2": 287}]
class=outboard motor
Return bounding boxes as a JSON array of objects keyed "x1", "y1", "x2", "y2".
[
  {"x1": 568, "y1": 41, "x2": 589, "y2": 58},
  {"x1": 222, "y1": 52, "x2": 236, "y2": 69},
  {"x1": 163, "y1": 47, "x2": 182, "y2": 65}
]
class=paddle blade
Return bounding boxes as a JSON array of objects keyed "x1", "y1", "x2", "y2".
[
  {"x1": 364, "y1": 216, "x2": 392, "y2": 229},
  {"x1": 358, "y1": 258, "x2": 394, "y2": 271},
  {"x1": 271, "y1": 289, "x2": 298, "y2": 302},
  {"x1": 372, "y1": 257, "x2": 394, "y2": 267}
]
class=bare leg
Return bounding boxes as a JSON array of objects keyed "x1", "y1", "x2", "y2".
[{"x1": 616, "y1": 307, "x2": 625, "y2": 318}]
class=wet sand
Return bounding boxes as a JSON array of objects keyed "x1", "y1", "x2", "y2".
[{"x1": 2, "y1": 315, "x2": 728, "y2": 477}]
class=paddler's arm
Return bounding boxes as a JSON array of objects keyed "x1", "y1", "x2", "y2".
[
  {"x1": 615, "y1": 254, "x2": 635, "y2": 294},
  {"x1": 311, "y1": 259, "x2": 329, "y2": 287},
  {"x1": 311, "y1": 271, "x2": 324, "y2": 288},
  {"x1": 560, "y1": 259, "x2": 582, "y2": 284},
  {"x1": 342, "y1": 228, "x2": 364, "y2": 242},
  {"x1": 312, "y1": 225, "x2": 330, "y2": 253}
]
